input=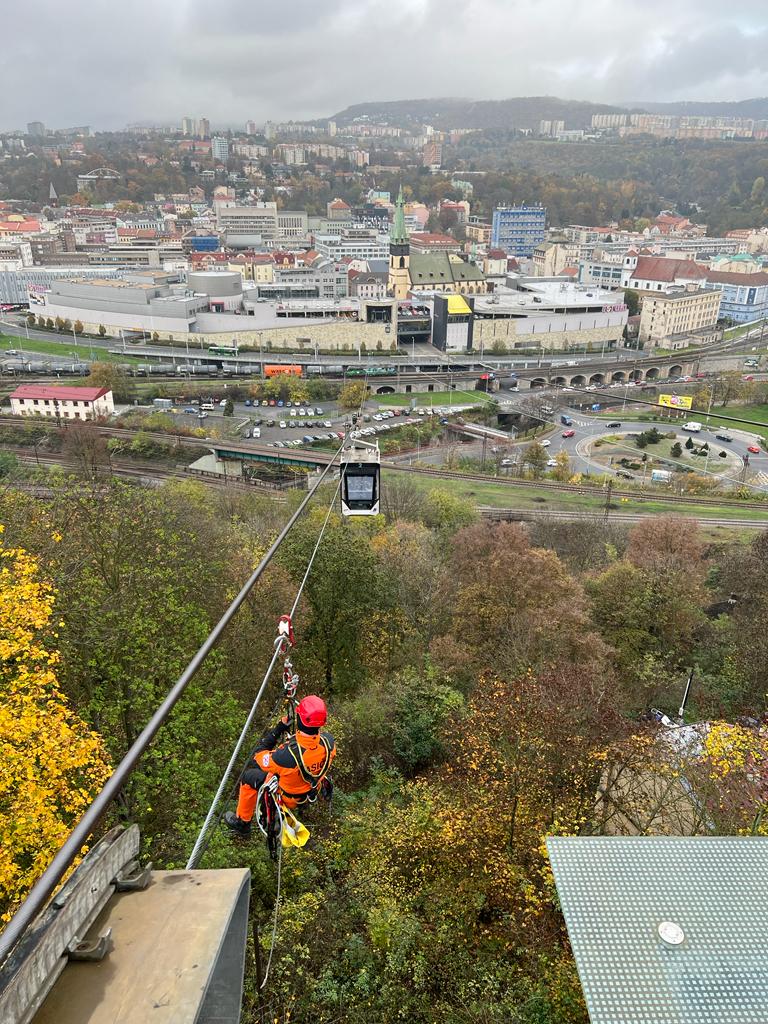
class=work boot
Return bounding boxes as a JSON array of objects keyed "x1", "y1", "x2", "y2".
[{"x1": 224, "y1": 811, "x2": 252, "y2": 839}]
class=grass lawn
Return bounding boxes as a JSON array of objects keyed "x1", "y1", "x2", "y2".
[
  {"x1": 375, "y1": 390, "x2": 490, "y2": 408},
  {"x1": 386, "y1": 469, "x2": 768, "y2": 522},
  {"x1": 0, "y1": 332, "x2": 138, "y2": 364},
  {"x1": 590, "y1": 435, "x2": 740, "y2": 476}
]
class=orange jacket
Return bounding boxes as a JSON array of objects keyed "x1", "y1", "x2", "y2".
[{"x1": 256, "y1": 729, "x2": 336, "y2": 800}]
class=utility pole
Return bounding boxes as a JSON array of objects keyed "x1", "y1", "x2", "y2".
[{"x1": 603, "y1": 478, "x2": 613, "y2": 519}]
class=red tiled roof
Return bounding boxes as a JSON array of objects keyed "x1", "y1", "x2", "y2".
[
  {"x1": 559, "y1": 267, "x2": 578, "y2": 276},
  {"x1": 630, "y1": 256, "x2": 706, "y2": 283},
  {"x1": 11, "y1": 384, "x2": 110, "y2": 402},
  {"x1": 0, "y1": 219, "x2": 40, "y2": 233},
  {"x1": 329, "y1": 198, "x2": 350, "y2": 209},
  {"x1": 704, "y1": 270, "x2": 768, "y2": 286},
  {"x1": 486, "y1": 248, "x2": 507, "y2": 259}
]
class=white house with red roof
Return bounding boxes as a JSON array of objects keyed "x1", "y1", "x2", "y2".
[
  {"x1": 10, "y1": 384, "x2": 114, "y2": 421},
  {"x1": 622, "y1": 254, "x2": 707, "y2": 291}
]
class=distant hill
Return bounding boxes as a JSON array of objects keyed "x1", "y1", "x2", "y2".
[
  {"x1": 624, "y1": 98, "x2": 768, "y2": 119},
  {"x1": 332, "y1": 96, "x2": 627, "y2": 131}
]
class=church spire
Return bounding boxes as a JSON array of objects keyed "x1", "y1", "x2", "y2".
[{"x1": 390, "y1": 185, "x2": 408, "y2": 244}]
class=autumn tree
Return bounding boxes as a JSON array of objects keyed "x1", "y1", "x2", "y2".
[
  {"x1": 551, "y1": 449, "x2": 571, "y2": 481},
  {"x1": 432, "y1": 521, "x2": 609, "y2": 684},
  {"x1": 73, "y1": 319, "x2": 84, "y2": 336},
  {"x1": 62, "y1": 422, "x2": 112, "y2": 481},
  {"x1": 338, "y1": 380, "x2": 367, "y2": 411},
  {"x1": 524, "y1": 439, "x2": 549, "y2": 478},
  {"x1": 0, "y1": 527, "x2": 111, "y2": 920},
  {"x1": 87, "y1": 361, "x2": 135, "y2": 403}
]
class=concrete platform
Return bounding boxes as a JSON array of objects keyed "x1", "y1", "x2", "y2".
[{"x1": 32, "y1": 869, "x2": 250, "y2": 1024}]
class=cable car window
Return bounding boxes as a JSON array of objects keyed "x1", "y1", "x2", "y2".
[{"x1": 346, "y1": 475, "x2": 375, "y2": 502}]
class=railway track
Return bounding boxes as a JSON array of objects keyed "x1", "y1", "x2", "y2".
[
  {"x1": 385, "y1": 464, "x2": 768, "y2": 512},
  {"x1": 477, "y1": 507, "x2": 768, "y2": 528}
]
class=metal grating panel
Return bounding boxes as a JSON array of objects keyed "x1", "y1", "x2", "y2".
[{"x1": 547, "y1": 837, "x2": 768, "y2": 1023}]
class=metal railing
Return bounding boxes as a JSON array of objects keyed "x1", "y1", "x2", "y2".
[{"x1": 0, "y1": 453, "x2": 341, "y2": 966}]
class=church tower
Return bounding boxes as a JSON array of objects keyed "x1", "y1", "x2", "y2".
[{"x1": 388, "y1": 185, "x2": 410, "y2": 300}]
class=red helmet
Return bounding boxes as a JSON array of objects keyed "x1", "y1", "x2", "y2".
[{"x1": 297, "y1": 695, "x2": 327, "y2": 728}]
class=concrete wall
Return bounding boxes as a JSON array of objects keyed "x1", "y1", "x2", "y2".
[{"x1": 473, "y1": 316, "x2": 625, "y2": 352}]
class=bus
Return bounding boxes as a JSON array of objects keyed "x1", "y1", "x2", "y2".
[
  {"x1": 208, "y1": 345, "x2": 239, "y2": 356},
  {"x1": 264, "y1": 364, "x2": 302, "y2": 378}
]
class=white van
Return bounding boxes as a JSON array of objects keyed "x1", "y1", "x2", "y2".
[
  {"x1": 201, "y1": 402, "x2": 215, "y2": 411},
  {"x1": 681, "y1": 421, "x2": 702, "y2": 433}
]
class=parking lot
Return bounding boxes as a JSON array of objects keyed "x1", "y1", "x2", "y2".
[{"x1": 163, "y1": 397, "x2": 448, "y2": 446}]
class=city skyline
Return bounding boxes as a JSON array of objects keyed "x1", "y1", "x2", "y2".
[{"x1": 2, "y1": 0, "x2": 768, "y2": 131}]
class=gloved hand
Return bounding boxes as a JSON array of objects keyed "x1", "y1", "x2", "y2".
[
  {"x1": 320, "y1": 777, "x2": 334, "y2": 802},
  {"x1": 264, "y1": 774, "x2": 280, "y2": 796}
]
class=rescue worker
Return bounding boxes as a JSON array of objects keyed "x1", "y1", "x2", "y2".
[{"x1": 224, "y1": 694, "x2": 336, "y2": 839}]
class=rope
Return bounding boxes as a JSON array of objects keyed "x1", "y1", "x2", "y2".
[
  {"x1": 185, "y1": 471, "x2": 342, "y2": 870},
  {"x1": 261, "y1": 832, "x2": 283, "y2": 989}
]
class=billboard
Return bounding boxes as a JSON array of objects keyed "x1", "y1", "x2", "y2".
[{"x1": 658, "y1": 393, "x2": 693, "y2": 410}]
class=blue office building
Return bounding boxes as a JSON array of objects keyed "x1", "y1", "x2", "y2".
[
  {"x1": 491, "y1": 204, "x2": 546, "y2": 257},
  {"x1": 703, "y1": 271, "x2": 768, "y2": 323}
]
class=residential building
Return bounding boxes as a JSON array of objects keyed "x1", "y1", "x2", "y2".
[
  {"x1": 422, "y1": 140, "x2": 443, "y2": 167},
  {"x1": 182, "y1": 117, "x2": 195, "y2": 136},
  {"x1": 591, "y1": 113, "x2": 628, "y2": 129},
  {"x1": 491, "y1": 204, "x2": 546, "y2": 257},
  {"x1": 623, "y1": 254, "x2": 707, "y2": 291},
  {"x1": 197, "y1": 118, "x2": 210, "y2": 139},
  {"x1": 27, "y1": 122, "x2": 46, "y2": 137},
  {"x1": 532, "y1": 241, "x2": 575, "y2": 277},
  {"x1": 326, "y1": 198, "x2": 352, "y2": 221},
  {"x1": 701, "y1": 270, "x2": 768, "y2": 323},
  {"x1": 408, "y1": 233, "x2": 462, "y2": 255},
  {"x1": 245, "y1": 120, "x2": 259, "y2": 136},
  {"x1": 211, "y1": 137, "x2": 229, "y2": 162},
  {"x1": 466, "y1": 219, "x2": 492, "y2": 245},
  {"x1": 0, "y1": 241, "x2": 33, "y2": 270},
  {"x1": 638, "y1": 287, "x2": 722, "y2": 347},
  {"x1": 539, "y1": 120, "x2": 565, "y2": 137},
  {"x1": 10, "y1": 384, "x2": 114, "y2": 421}
]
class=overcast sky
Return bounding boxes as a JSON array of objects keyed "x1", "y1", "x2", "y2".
[{"x1": 3, "y1": 0, "x2": 768, "y2": 130}]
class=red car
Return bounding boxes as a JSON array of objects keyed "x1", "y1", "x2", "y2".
[
  {"x1": 562, "y1": 429, "x2": 576, "y2": 438},
  {"x1": 747, "y1": 445, "x2": 761, "y2": 454}
]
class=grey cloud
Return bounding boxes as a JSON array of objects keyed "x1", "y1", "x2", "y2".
[{"x1": 1, "y1": 0, "x2": 768, "y2": 130}]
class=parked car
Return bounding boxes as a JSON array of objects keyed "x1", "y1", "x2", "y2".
[
  {"x1": 323, "y1": 420, "x2": 333, "y2": 428},
  {"x1": 279, "y1": 420, "x2": 287, "y2": 429},
  {"x1": 218, "y1": 399, "x2": 227, "y2": 408},
  {"x1": 616, "y1": 470, "x2": 634, "y2": 480},
  {"x1": 245, "y1": 399, "x2": 253, "y2": 407},
  {"x1": 546, "y1": 458, "x2": 558, "y2": 467},
  {"x1": 562, "y1": 429, "x2": 575, "y2": 438},
  {"x1": 289, "y1": 409, "x2": 297, "y2": 417},
  {"x1": 183, "y1": 407, "x2": 198, "y2": 414}
]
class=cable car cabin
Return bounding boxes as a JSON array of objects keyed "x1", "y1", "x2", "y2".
[{"x1": 341, "y1": 442, "x2": 380, "y2": 516}]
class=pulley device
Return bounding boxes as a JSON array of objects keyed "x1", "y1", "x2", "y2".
[{"x1": 340, "y1": 425, "x2": 381, "y2": 516}]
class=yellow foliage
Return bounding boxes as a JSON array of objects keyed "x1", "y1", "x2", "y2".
[{"x1": 0, "y1": 528, "x2": 111, "y2": 921}]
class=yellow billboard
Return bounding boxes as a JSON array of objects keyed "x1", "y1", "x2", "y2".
[{"x1": 658, "y1": 394, "x2": 693, "y2": 410}]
